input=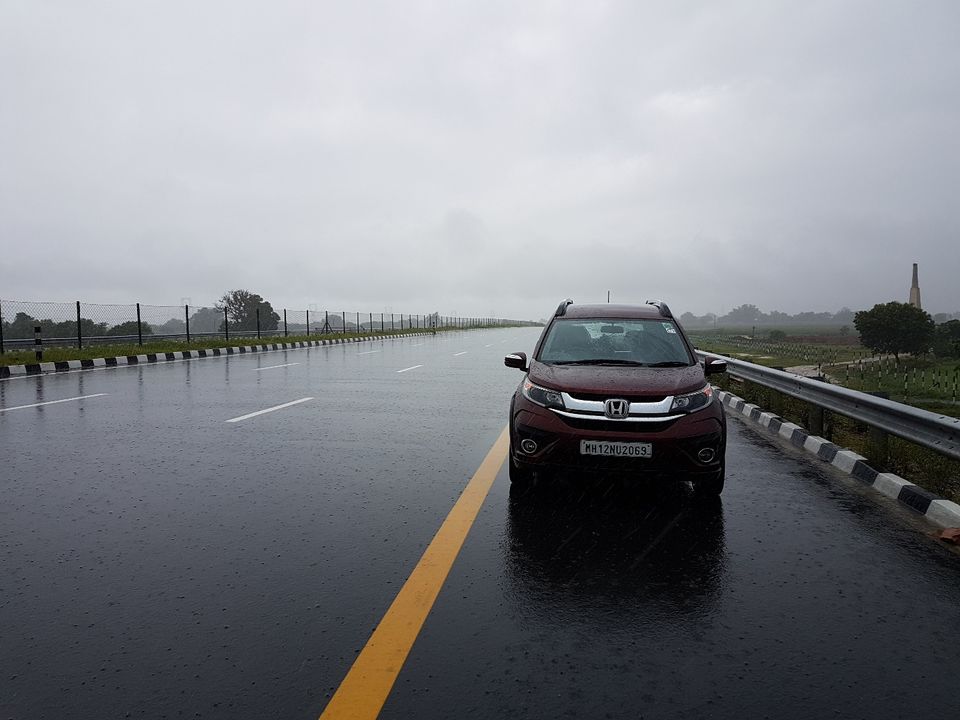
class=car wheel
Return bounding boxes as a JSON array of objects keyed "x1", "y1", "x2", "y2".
[{"x1": 693, "y1": 462, "x2": 725, "y2": 498}]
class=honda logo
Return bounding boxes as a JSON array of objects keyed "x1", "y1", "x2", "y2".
[{"x1": 604, "y1": 398, "x2": 629, "y2": 419}]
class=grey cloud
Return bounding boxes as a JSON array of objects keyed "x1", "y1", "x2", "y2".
[{"x1": 2, "y1": 1, "x2": 958, "y2": 319}]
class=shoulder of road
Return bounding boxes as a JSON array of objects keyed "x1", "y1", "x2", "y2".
[{"x1": 717, "y1": 388, "x2": 960, "y2": 534}]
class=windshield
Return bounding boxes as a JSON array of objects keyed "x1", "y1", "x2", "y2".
[{"x1": 538, "y1": 318, "x2": 692, "y2": 365}]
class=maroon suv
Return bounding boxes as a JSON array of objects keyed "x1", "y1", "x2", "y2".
[{"x1": 505, "y1": 300, "x2": 728, "y2": 495}]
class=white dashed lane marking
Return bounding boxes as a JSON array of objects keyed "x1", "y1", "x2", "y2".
[
  {"x1": 0, "y1": 393, "x2": 109, "y2": 413},
  {"x1": 396, "y1": 365, "x2": 423, "y2": 373},
  {"x1": 255, "y1": 362, "x2": 300, "y2": 371},
  {"x1": 225, "y1": 397, "x2": 314, "y2": 423}
]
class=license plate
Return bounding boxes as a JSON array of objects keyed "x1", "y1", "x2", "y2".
[{"x1": 580, "y1": 440, "x2": 653, "y2": 458}]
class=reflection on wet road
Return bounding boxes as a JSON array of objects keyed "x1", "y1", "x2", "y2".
[{"x1": 2, "y1": 327, "x2": 959, "y2": 719}]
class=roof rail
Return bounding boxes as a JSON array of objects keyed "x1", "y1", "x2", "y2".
[
  {"x1": 646, "y1": 300, "x2": 673, "y2": 318},
  {"x1": 555, "y1": 299, "x2": 574, "y2": 317}
]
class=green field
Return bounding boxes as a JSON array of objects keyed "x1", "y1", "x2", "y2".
[{"x1": 688, "y1": 331, "x2": 866, "y2": 369}]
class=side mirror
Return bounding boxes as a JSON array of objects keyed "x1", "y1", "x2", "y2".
[
  {"x1": 504, "y1": 352, "x2": 528, "y2": 371},
  {"x1": 703, "y1": 357, "x2": 727, "y2": 375}
]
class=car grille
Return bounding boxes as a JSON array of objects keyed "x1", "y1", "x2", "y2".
[{"x1": 566, "y1": 392, "x2": 667, "y2": 403}]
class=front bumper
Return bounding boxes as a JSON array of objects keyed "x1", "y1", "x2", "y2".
[{"x1": 510, "y1": 395, "x2": 725, "y2": 478}]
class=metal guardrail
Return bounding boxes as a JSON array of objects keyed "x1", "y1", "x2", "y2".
[{"x1": 696, "y1": 351, "x2": 960, "y2": 462}]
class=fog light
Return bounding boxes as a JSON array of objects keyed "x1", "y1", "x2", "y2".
[
  {"x1": 520, "y1": 439, "x2": 538, "y2": 454},
  {"x1": 697, "y1": 448, "x2": 716, "y2": 463}
]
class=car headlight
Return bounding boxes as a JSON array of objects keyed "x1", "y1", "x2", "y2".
[
  {"x1": 670, "y1": 385, "x2": 714, "y2": 413},
  {"x1": 522, "y1": 379, "x2": 565, "y2": 410}
]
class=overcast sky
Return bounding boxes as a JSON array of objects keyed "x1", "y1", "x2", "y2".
[{"x1": 2, "y1": 1, "x2": 958, "y2": 320}]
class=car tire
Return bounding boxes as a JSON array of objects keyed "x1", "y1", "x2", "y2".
[{"x1": 693, "y1": 462, "x2": 725, "y2": 498}]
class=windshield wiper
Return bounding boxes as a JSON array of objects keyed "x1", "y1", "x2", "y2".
[{"x1": 645, "y1": 361, "x2": 691, "y2": 367}]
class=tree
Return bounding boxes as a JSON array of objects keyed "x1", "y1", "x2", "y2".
[
  {"x1": 189, "y1": 307, "x2": 223, "y2": 334},
  {"x1": 768, "y1": 329, "x2": 787, "y2": 341},
  {"x1": 216, "y1": 290, "x2": 280, "y2": 332},
  {"x1": 4, "y1": 312, "x2": 38, "y2": 339},
  {"x1": 156, "y1": 318, "x2": 186, "y2": 335},
  {"x1": 720, "y1": 304, "x2": 766, "y2": 325},
  {"x1": 107, "y1": 321, "x2": 153, "y2": 337},
  {"x1": 853, "y1": 302, "x2": 935, "y2": 360},
  {"x1": 932, "y1": 319, "x2": 960, "y2": 358}
]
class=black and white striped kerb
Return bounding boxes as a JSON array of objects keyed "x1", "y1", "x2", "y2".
[
  {"x1": 0, "y1": 333, "x2": 432, "y2": 379},
  {"x1": 716, "y1": 388, "x2": 960, "y2": 530}
]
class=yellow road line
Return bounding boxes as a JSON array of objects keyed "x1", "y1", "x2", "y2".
[{"x1": 318, "y1": 426, "x2": 510, "y2": 720}]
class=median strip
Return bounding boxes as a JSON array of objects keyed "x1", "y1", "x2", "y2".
[
  {"x1": 317, "y1": 426, "x2": 509, "y2": 720},
  {"x1": 225, "y1": 397, "x2": 314, "y2": 423}
]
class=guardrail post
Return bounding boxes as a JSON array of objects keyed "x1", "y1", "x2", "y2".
[
  {"x1": 256, "y1": 308, "x2": 261, "y2": 339},
  {"x1": 224, "y1": 308, "x2": 229, "y2": 341},
  {"x1": 136, "y1": 302, "x2": 143, "y2": 346},
  {"x1": 76, "y1": 300, "x2": 82, "y2": 349},
  {"x1": 283, "y1": 309, "x2": 288, "y2": 337},
  {"x1": 185, "y1": 305, "x2": 191, "y2": 343},
  {"x1": 809, "y1": 404, "x2": 825, "y2": 436},
  {"x1": 866, "y1": 391, "x2": 890, "y2": 467},
  {"x1": 34, "y1": 324, "x2": 42, "y2": 361}
]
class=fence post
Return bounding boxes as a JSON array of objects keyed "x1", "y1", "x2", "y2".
[
  {"x1": 136, "y1": 302, "x2": 143, "y2": 346},
  {"x1": 256, "y1": 307, "x2": 261, "y2": 339},
  {"x1": 369, "y1": 312, "x2": 373, "y2": 334},
  {"x1": 342, "y1": 311, "x2": 346, "y2": 334},
  {"x1": 381, "y1": 313, "x2": 384, "y2": 332},
  {"x1": 391, "y1": 313, "x2": 394, "y2": 331},
  {"x1": 184, "y1": 305, "x2": 191, "y2": 343},
  {"x1": 224, "y1": 308, "x2": 229, "y2": 341},
  {"x1": 306, "y1": 309, "x2": 310, "y2": 336},
  {"x1": 34, "y1": 324, "x2": 42, "y2": 361},
  {"x1": 0, "y1": 299, "x2": 4, "y2": 354},
  {"x1": 284, "y1": 309, "x2": 288, "y2": 337},
  {"x1": 357, "y1": 312, "x2": 360, "y2": 334},
  {"x1": 76, "y1": 301, "x2": 82, "y2": 349}
]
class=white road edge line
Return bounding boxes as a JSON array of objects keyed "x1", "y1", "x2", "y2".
[
  {"x1": 225, "y1": 397, "x2": 314, "y2": 423},
  {"x1": 0, "y1": 393, "x2": 109, "y2": 413},
  {"x1": 409, "y1": 343, "x2": 424, "y2": 347},
  {"x1": 453, "y1": 351, "x2": 468, "y2": 356},
  {"x1": 358, "y1": 350, "x2": 381, "y2": 355},
  {"x1": 255, "y1": 362, "x2": 301, "y2": 371},
  {"x1": 396, "y1": 365, "x2": 423, "y2": 373}
]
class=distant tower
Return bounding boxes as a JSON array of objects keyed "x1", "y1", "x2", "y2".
[{"x1": 909, "y1": 263, "x2": 922, "y2": 309}]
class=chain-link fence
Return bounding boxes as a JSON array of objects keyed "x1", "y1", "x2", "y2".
[{"x1": 0, "y1": 299, "x2": 535, "y2": 353}]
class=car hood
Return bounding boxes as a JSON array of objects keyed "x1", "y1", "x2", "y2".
[{"x1": 528, "y1": 361, "x2": 706, "y2": 397}]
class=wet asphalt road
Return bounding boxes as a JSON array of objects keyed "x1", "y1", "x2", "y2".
[{"x1": 1, "y1": 327, "x2": 959, "y2": 720}]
